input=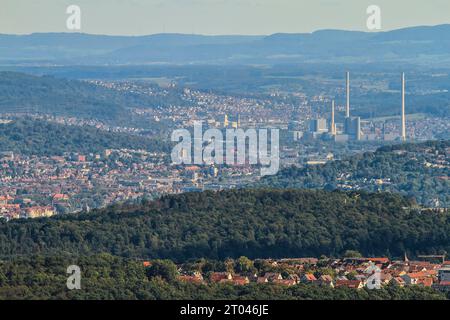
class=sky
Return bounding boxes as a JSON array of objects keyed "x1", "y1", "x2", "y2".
[{"x1": 1, "y1": 0, "x2": 450, "y2": 35}]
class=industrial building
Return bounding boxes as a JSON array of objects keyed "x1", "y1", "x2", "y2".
[{"x1": 304, "y1": 72, "x2": 408, "y2": 143}]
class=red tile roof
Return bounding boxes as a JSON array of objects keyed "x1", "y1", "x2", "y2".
[
  {"x1": 320, "y1": 275, "x2": 333, "y2": 282},
  {"x1": 231, "y1": 279, "x2": 249, "y2": 286},
  {"x1": 335, "y1": 280, "x2": 363, "y2": 289},
  {"x1": 407, "y1": 271, "x2": 435, "y2": 279},
  {"x1": 368, "y1": 258, "x2": 390, "y2": 264},
  {"x1": 304, "y1": 273, "x2": 317, "y2": 281},
  {"x1": 257, "y1": 277, "x2": 269, "y2": 283},
  {"x1": 417, "y1": 278, "x2": 433, "y2": 287},
  {"x1": 211, "y1": 272, "x2": 232, "y2": 282},
  {"x1": 273, "y1": 279, "x2": 296, "y2": 286},
  {"x1": 178, "y1": 275, "x2": 204, "y2": 284}
]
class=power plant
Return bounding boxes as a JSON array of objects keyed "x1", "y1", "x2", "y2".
[{"x1": 305, "y1": 72, "x2": 407, "y2": 142}]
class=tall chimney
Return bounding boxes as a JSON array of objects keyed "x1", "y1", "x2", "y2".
[
  {"x1": 401, "y1": 72, "x2": 406, "y2": 141},
  {"x1": 330, "y1": 100, "x2": 336, "y2": 135},
  {"x1": 346, "y1": 71, "x2": 350, "y2": 118},
  {"x1": 356, "y1": 117, "x2": 361, "y2": 141}
]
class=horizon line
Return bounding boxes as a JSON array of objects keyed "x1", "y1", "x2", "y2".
[{"x1": 1, "y1": 23, "x2": 449, "y2": 38}]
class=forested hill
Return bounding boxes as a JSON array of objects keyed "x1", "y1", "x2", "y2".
[
  {"x1": 0, "y1": 72, "x2": 185, "y2": 122},
  {"x1": 0, "y1": 118, "x2": 169, "y2": 156},
  {"x1": 259, "y1": 140, "x2": 450, "y2": 207},
  {"x1": 0, "y1": 189, "x2": 448, "y2": 261}
]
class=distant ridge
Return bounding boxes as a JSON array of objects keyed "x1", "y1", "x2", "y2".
[{"x1": 2, "y1": 25, "x2": 450, "y2": 65}]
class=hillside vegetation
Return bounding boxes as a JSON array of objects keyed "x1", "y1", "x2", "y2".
[
  {"x1": 260, "y1": 141, "x2": 450, "y2": 207},
  {"x1": 0, "y1": 72, "x2": 186, "y2": 122},
  {"x1": 0, "y1": 254, "x2": 445, "y2": 300},
  {"x1": 1, "y1": 189, "x2": 448, "y2": 261},
  {"x1": 0, "y1": 118, "x2": 169, "y2": 156}
]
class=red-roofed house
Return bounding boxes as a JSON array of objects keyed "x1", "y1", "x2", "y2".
[
  {"x1": 335, "y1": 280, "x2": 364, "y2": 289},
  {"x1": 392, "y1": 277, "x2": 406, "y2": 287},
  {"x1": 0, "y1": 195, "x2": 13, "y2": 205},
  {"x1": 319, "y1": 275, "x2": 334, "y2": 287},
  {"x1": 368, "y1": 258, "x2": 390, "y2": 265},
  {"x1": 230, "y1": 275, "x2": 250, "y2": 286},
  {"x1": 178, "y1": 275, "x2": 204, "y2": 284},
  {"x1": 257, "y1": 277, "x2": 269, "y2": 284},
  {"x1": 301, "y1": 273, "x2": 317, "y2": 283},
  {"x1": 210, "y1": 272, "x2": 232, "y2": 283},
  {"x1": 261, "y1": 273, "x2": 282, "y2": 282},
  {"x1": 53, "y1": 194, "x2": 70, "y2": 201},
  {"x1": 417, "y1": 277, "x2": 433, "y2": 287},
  {"x1": 402, "y1": 271, "x2": 435, "y2": 285},
  {"x1": 273, "y1": 279, "x2": 297, "y2": 286}
]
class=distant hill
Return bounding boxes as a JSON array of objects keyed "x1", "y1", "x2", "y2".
[
  {"x1": 0, "y1": 189, "x2": 448, "y2": 260},
  {"x1": 0, "y1": 33, "x2": 262, "y2": 64},
  {"x1": 0, "y1": 71, "x2": 186, "y2": 122},
  {"x1": 259, "y1": 141, "x2": 450, "y2": 207},
  {"x1": 3, "y1": 25, "x2": 450, "y2": 65},
  {"x1": 0, "y1": 72, "x2": 124, "y2": 120},
  {"x1": 0, "y1": 118, "x2": 169, "y2": 156}
]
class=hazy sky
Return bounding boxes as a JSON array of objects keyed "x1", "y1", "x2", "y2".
[{"x1": 1, "y1": 0, "x2": 450, "y2": 35}]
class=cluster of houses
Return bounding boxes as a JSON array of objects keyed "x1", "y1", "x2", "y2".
[
  {"x1": 0, "y1": 147, "x2": 262, "y2": 221},
  {"x1": 0, "y1": 149, "x2": 171, "y2": 220},
  {"x1": 168, "y1": 256, "x2": 450, "y2": 292},
  {"x1": 0, "y1": 195, "x2": 57, "y2": 220}
]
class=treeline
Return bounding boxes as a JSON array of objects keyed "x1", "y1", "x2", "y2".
[
  {"x1": 0, "y1": 118, "x2": 169, "y2": 156},
  {"x1": 260, "y1": 140, "x2": 450, "y2": 206},
  {"x1": 0, "y1": 189, "x2": 449, "y2": 261},
  {"x1": 0, "y1": 254, "x2": 446, "y2": 300},
  {"x1": 377, "y1": 140, "x2": 449, "y2": 153}
]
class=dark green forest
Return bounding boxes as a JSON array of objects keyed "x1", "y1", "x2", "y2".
[
  {"x1": 260, "y1": 140, "x2": 450, "y2": 206},
  {"x1": 0, "y1": 189, "x2": 448, "y2": 261},
  {"x1": 0, "y1": 254, "x2": 446, "y2": 300},
  {"x1": 0, "y1": 118, "x2": 169, "y2": 155}
]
